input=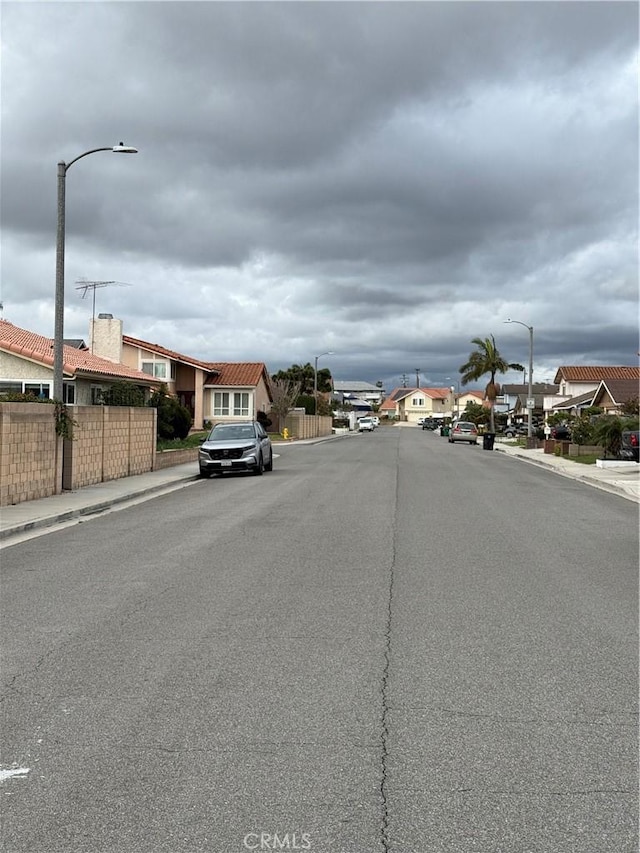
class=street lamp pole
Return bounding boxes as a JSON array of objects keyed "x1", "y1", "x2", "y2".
[
  {"x1": 313, "y1": 351, "x2": 334, "y2": 436},
  {"x1": 505, "y1": 319, "x2": 534, "y2": 439},
  {"x1": 53, "y1": 144, "x2": 138, "y2": 401}
]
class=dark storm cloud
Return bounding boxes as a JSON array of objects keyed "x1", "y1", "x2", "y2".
[{"x1": 1, "y1": 1, "x2": 637, "y2": 386}]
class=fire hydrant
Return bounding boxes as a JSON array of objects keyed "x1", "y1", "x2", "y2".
[{"x1": 281, "y1": 427, "x2": 289, "y2": 440}]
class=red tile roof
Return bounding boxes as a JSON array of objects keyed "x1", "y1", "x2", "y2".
[
  {"x1": 205, "y1": 362, "x2": 268, "y2": 387},
  {"x1": 422, "y1": 387, "x2": 452, "y2": 399},
  {"x1": 553, "y1": 366, "x2": 640, "y2": 383},
  {"x1": 0, "y1": 320, "x2": 160, "y2": 384},
  {"x1": 379, "y1": 396, "x2": 399, "y2": 411},
  {"x1": 123, "y1": 337, "x2": 270, "y2": 393},
  {"x1": 123, "y1": 335, "x2": 217, "y2": 372}
]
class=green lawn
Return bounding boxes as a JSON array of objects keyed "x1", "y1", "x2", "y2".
[
  {"x1": 565, "y1": 453, "x2": 599, "y2": 465},
  {"x1": 157, "y1": 432, "x2": 207, "y2": 451}
]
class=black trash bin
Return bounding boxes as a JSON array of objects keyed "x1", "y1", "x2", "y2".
[{"x1": 482, "y1": 433, "x2": 496, "y2": 451}]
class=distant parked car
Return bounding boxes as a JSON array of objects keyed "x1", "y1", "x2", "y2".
[
  {"x1": 199, "y1": 421, "x2": 273, "y2": 477},
  {"x1": 358, "y1": 417, "x2": 375, "y2": 432},
  {"x1": 448, "y1": 421, "x2": 479, "y2": 445},
  {"x1": 619, "y1": 429, "x2": 639, "y2": 462},
  {"x1": 504, "y1": 424, "x2": 529, "y2": 437},
  {"x1": 421, "y1": 418, "x2": 439, "y2": 430},
  {"x1": 551, "y1": 424, "x2": 572, "y2": 441},
  {"x1": 370, "y1": 416, "x2": 380, "y2": 428}
]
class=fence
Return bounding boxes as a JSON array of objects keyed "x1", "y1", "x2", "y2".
[
  {"x1": 284, "y1": 412, "x2": 332, "y2": 440},
  {"x1": 0, "y1": 402, "x2": 157, "y2": 506}
]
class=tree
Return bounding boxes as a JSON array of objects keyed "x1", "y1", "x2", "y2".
[
  {"x1": 271, "y1": 363, "x2": 332, "y2": 396},
  {"x1": 269, "y1": 377, "x2": 302, "y2": 425},
  {"x1": 459, "y1": 335, "x2": 524, "y2": 432}
]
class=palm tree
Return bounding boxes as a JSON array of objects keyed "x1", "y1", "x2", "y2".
[
  {"x1": 459, "y1": 335, "x2": 524, "y2": 432},
  {"x1": 592, "y1": 415, "x2": 624, "y2": 459}
]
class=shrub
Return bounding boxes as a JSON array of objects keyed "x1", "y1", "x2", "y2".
[
  {"x1": 592, "y1": 416, "x2": 624, "y2": 459},
  {"x1": 102, "y1": 381, "x2": 146, "y2": 407},
  {"x1": 0, "y1": 392, "x2": 45, "y2": 403},
  {"x1": 570, "y1": 414, "x2": 595, "y2": 446},
  {"x1": 149, "y1": 384, "x2": 193, "y2": 440}
]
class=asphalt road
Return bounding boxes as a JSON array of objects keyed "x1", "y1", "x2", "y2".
[{"x1": 1, "y1": 428, "x2": 638, "y2": 853}]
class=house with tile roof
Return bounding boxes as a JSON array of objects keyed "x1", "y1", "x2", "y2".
[
  {"x1": 90, "y1": 315, "x2": 272, "y2": 429},
  {"x1": 380, "y1": 386, "x2": 455, "y2": 422},
  {"x1": 0, "y1": 319, "x2": 161, "y2": 405},
  {"x1": 553, "y1": 366, "x2": 639, "y2": 397},
  {"x1": 550, "y1": 366, "x2": 639, "y2": 418}
]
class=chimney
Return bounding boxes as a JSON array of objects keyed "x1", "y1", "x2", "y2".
[{"x1": 90, "y1": 314, "x2": 123, "y2": 362}]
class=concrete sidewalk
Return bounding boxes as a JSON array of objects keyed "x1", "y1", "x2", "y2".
[
  {"x1": 494, "y1": 440, "x2": 640, "y2": 503},
  {"x1": 1, "y1": 435, "x2": 637, "y2": 543}
]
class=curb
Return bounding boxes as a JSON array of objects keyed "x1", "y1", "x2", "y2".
[
  {"x1": 0, "y1": 476, "x2": 200, "y2": 541},
  {"x1": 494, "y1": 446, "x2": 639, "y2": 503}
]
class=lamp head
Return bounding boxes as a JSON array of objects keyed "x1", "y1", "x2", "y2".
[{"x1": 113, "y1": 143, "x2": 138, "y2": 154}]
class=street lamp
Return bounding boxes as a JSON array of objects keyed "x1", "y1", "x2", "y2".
[
  {"x1": 505, "y1": 319, "x2": 534, "y2": 439},
  {"x1": 313, "y1": 351, "x2": 334, "y2": 436},
  {"x1": 53, "y1": 143, "x2": 138, "y2": 401}
]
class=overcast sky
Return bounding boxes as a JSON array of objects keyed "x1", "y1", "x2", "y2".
[{"x1": 1, "y1": 1, "x2": 638, "y2": 390}]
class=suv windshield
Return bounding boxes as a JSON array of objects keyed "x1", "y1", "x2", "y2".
[{"x1": 208, "y1": 424, "x2": 256, "y2": 441}]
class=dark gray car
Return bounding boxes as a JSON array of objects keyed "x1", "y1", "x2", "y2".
[{"x1": 198, "y1": 421, "x2": 273, "y2": 477}]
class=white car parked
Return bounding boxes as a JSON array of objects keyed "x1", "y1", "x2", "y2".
[{"x1": 358, "y1": 417, "x2": 375, "y2": 432}]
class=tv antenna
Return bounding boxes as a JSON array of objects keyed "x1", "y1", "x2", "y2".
[{"x1": 75, "y1": 279, "x2": 133, "y2": 351}]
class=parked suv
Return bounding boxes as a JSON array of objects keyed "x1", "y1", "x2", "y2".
[
  {"x1": 199, "y1": 421, "x2": 273, "y2": 477},
  {"x1": 358, "y1": 417, "x2": 375, "y2": 432},
  {"x1": 551, "y1": 424, "x2": 572, "y2": 440}
]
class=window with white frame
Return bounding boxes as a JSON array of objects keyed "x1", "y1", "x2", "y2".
[
  {"x1": 233, "y1": 392, "x2": 250, "y2": 417},
  {"x1": 213, "y1": 392, "x2": 230, "y2": 416},
  {"x1": 0, "y1": 380, "x2": 55, "y2": 400},
  {"x1": 141, "y1": 358, "x2": 169, "y2": 379},
  {"x1": 412, "y1": 398, "x2": 424, "y2": 407}
]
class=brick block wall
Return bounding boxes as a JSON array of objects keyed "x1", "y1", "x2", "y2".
[
  {"x1": 0, "y1": 403, "x2": 61, "y2": 505},
  {"x1": 284, "y1": 413, "x2": 332, "y2": 439},
  {"x1": 1, "y1": 403, "x2": 157, "y2": 505},
  {"x1": 65, "y1": 406, "x2": 105, "y2": 489},
  {"x1": 103, "y1": 407, "x2": 132, "y2": 482},
  {"x1": 130, "y1": 407, "x2": 156, "y2": 474}
]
